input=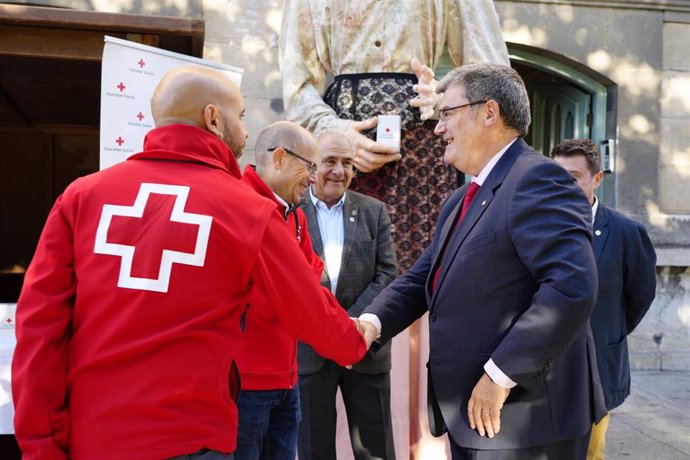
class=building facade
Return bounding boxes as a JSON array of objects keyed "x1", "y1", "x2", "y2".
[{"x1": 1, "y1": 0, "x2": 688, "y2": 456}]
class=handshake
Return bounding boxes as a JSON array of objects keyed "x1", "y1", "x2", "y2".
[{"x1": 351, "y1": 318, "x2": 379, "y2": 351}]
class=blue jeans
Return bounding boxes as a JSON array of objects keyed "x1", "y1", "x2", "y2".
[
  {"x1": 235, "y1": 387, "x2": 301, "y2": 460},
  {"x1": 168, "y1": 449, "x2": 233, "y2": 460}
]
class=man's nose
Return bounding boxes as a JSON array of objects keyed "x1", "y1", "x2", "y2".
[
  {"x1": 433, "y1": 121, "x2": 446, "y2": 135},
  {"x1": 332, "y1": 162, "x2": 345, "y2": 175}
]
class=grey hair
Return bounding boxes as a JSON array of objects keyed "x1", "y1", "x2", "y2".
[
  {"x1": 437, "y1": 63, "x2": 531, "y2": 136},
  {"x1": 254, "y1": 121, "x2": 316, "y2": 169},
  {"x1": 316, "y1": 129, "x2": 354, "y2": 154}
]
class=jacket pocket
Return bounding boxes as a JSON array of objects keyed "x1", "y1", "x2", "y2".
[
  {"x1": 462, "y1": 231, "x2": 496, "y2": 255},
  {"x1": 606, "y1": 335, "x2": 630, "y2": 393}
]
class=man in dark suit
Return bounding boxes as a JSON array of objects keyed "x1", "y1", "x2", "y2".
[
  {"x1": 551, "y1": 138, "x2": 657, "y2": 460},
  {"x1": 358, "y1": 63, "x2": 607, "y2": 459},
  {"x1": 297, "y1": 130, "x2": 398, "y2": 459}
]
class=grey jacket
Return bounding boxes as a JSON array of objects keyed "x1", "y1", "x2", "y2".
[{"x1": 298, "y1": 190, "x2": 398, "y2": 374}]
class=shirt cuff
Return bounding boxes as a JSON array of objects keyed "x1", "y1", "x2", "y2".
[
  {"x1": 484, "y1": 359, "x2": 517, "y2": 389},
  {"x1": 358, "y1": 313, "x2": 382, "y2": 339}
]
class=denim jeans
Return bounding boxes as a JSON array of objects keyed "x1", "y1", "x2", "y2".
[{"x1": 235, "y1": 387, "x2": 301, "y2": 460}]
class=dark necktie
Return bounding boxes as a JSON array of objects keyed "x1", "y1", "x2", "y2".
[{"x1": 432, "y1": 182, "x2": 481, "y2": 291}]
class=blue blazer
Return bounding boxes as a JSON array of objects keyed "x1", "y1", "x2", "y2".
[
  {"x1": 591, "y1": 203, "x2": 656, "y2": 410},
  {"x1": 364, "y1": 138, "x2": 607, "y2": 450}
]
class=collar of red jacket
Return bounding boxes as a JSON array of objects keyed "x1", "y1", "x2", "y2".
[
  {"x1": 130, "y1": 124, "x2": 242, "y2": 178},
  {"x1": 241, "y1": 164, "x2": 280, "y2": 205},
  {"x1": 241, "y1": 165, "x2": 298, "y2": 219}
]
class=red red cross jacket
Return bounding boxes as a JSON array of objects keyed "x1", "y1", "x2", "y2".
[
  {"x1": 236, "y1": 166, "x2": 352, "y2": 390},
  {"x1": 11, "y1": 125, "x2": 366, "y2": 460}
]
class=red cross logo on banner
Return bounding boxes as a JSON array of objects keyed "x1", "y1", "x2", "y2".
[
  {"x1": 137, "y1": 112, "x2": 144, "y2": 121},
  {"x1": 138, "y1": 59, "x2": 146, "y2": 68},
  {"x1": 385, "y1": 128, "x2": 391, "y2": 134},
  {"x1": 116, "y1": 137, "x2": 124, "y2": 146},
  {"x1": 94, "y1": 183, "x2": 213, "y2": 293},
  {"x1": 117, "y1": 82, "x2": 126, "y2": 92}
]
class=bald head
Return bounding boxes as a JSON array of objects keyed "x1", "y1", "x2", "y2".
[
  {"x1": 254, "y1": 121, "x2": 319, "y2": 205},
  {"x1": 151, "y1": 65, "x2": 248, "y2": 157},
  {"x1": 254, "y1": 121, "x2": 317, "y2": 171}
]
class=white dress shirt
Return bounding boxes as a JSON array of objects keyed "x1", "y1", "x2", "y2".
[{"x1": 309, "y1": 187, "x2": 346, "y2": 294}]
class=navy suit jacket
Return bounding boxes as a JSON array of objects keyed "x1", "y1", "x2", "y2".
[
  {"x1": 299, "y1": 190, "x2": 398, "y2": 374},
  {"x1": 591, "y1": 203, "x2": 656, "y2": 410},
  {"x1": 364, "y1": 138, "x2": 607, "y2": 450}
]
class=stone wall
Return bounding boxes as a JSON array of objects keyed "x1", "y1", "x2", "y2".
[{"x1": 630, "y1": 267, "x2": 690, "y2": 370}]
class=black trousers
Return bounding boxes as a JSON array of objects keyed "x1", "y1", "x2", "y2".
[
  {"x1": 449, "y1": 429, "x2": 591, "y2": 460},
  {"x1": 297, "y1": 360, "x2": 395, "y2": 460}
]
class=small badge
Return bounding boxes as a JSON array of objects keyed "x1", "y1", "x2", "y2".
[{"x1": 595, "y1": 229, "x2": 602, "y2": 236}]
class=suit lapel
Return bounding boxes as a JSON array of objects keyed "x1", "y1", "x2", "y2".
[
  {"x1": 427, "y1": 193, "x2": 464, "y2": 299},
  {"x1": 340, "y1": 194, "x2": 357, "y2": 275},
  {"x1": 592, "y1": 203, "x2": 609, "y2": 263},
  {"x1": 300, "y1": 194, "x2": 331, "y2": 287},
  {"x1": 301, "y1": 196, "x2": 324, "y2": 258},
  {"x1": 432, "y1": 139, "x2": 525, "y2": 301}
]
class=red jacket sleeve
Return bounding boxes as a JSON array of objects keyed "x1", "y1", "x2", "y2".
[
  {"x1": 12, "y1": 196, "x2": 74, "y2": 460},
  {"x1": 254, "y1": 211, "x2": 366, "y2": 366}
]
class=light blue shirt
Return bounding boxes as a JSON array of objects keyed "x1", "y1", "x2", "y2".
[{"x1": 309, "y1": 187, "x2": 346, "y2": 294}]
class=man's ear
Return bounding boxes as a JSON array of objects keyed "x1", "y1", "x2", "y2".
[
  {"x1": 271, "y1": 148, "x2": 286, "y2": 169},
  {"x1": 203, "y1": 104, "x2": 221, "y2": 136},
  {"x1": 593, "y1": 170, "x2": 604, "y2": 190},
  {"x1": 483, "y1": 100, "x2": 500, "y2": 127}
]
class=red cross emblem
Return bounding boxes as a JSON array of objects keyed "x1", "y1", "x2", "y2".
[
  {"x1": 116, "y1": 136, "x2": 124, "y2": 146},
  {"x1": 137, "y1": 112, "x2": 144, "y2": 122},
  {"x1": 5, "y1": 318, "x2": 11, "y2": 325},
  {"x1": 138, "y1": 59, "x2": 146, "y2": 68},
  {"x1": 117, "y1": 82, "x2": 126, "y2": 92},
  {"x1": 94, "y1": 183, "x2": 213, "y2": 293},
  {"x1": 385, "y1": 128, "x2": 391, "y2": 134}
]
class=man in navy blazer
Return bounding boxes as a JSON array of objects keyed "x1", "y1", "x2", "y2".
[
  {"x1": 359, "y1": 63, "x2": 607, "y2": 459},
  {"x1": 551, "y1": 138, "x2": 656, "y2": 460}
]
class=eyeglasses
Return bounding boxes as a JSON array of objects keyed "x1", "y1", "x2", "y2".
[
  {"x1": 438, "y1": 100, "x2": 487, "y2": 122},
  {"x1": 267, "y1": 147, "x2": 317, "y2": 175}
]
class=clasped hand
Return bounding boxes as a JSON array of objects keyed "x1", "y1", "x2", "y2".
[
  {"x1": 346, "y1": 318, "x2": 379, "y2": 369},
  {"x1": 350, "y1": 318, "x2": 378, "y2": 350}
]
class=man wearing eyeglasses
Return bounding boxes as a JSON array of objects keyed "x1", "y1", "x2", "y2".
[
  {"x1": 359, "y1": 63, "x2": 607, "y2": 459},
  {"x1": 235, "y1": 121, "x2": 358, "y2": 460}
]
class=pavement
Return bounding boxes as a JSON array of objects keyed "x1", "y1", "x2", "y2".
[{"x1": 607, "y1": 370, "x2": 690, "y2": 459}]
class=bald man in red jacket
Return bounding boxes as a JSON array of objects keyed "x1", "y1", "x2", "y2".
[{"x1": 12, "y1": 66, "x2": 366, "y2": 460}]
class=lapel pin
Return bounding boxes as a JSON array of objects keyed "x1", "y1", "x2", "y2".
[
  {"x1": 349, "y1": 217, "x2": 355, "y2": 222},
  {"x1": 595, "y1": 230, "x2": 601, "y2": 236},
  {"x1": 481, "y1": 200, "x2": 487, "y2": 206}
]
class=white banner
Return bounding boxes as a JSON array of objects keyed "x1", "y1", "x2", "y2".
[
  {"x1": 99, "y1": 36, "x2": 243, "y2": 170},
  {"x1": 0, "y1": 303, "x2": 16, "y2": 434}
]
